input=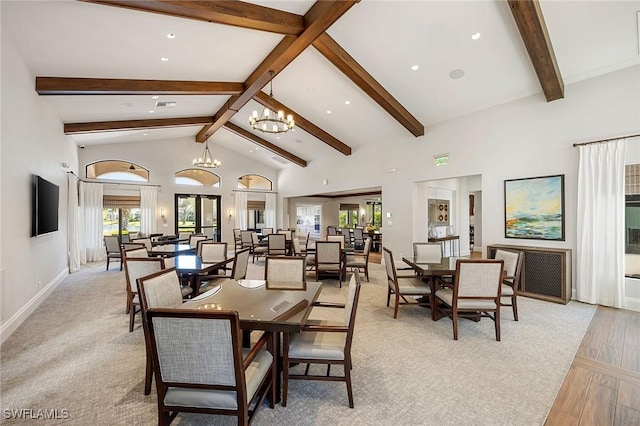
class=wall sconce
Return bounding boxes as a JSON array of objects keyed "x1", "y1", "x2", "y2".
[
  {"x1": 160, "y1": 208, "x2": 165, "y2": 219},
  {"x1": 228, "y1": 208, "x2": 233, "y2": 218}
]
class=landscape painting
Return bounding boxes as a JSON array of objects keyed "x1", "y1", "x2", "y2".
[{"x1": 504, "y1": 175, "x2": 565, "y2": 241}]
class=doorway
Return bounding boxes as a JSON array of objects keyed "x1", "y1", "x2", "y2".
[{"x1": 175, "y1": 194, "x2": 221, "y2": 241}]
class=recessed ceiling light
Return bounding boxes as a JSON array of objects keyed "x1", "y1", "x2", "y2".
[
  {"x1": 326, "y1": 110, "x2": 332, "y2": 114},
  {"x1": 411, "y1": 65, "x2": 419, "y2": 71},
  {"x1": 276, "y1": 136, "x2": 280, "y2": 140},
  {"x1": 471, "y1": 32, "x2": 481, "y2": 40},
  {"x1": 148, "y1": 110, "x2": 155, "y2": 114},
  {"x1": 250, "y1": 150, "x2": 253, "y2": 153},
  {"x1": 387, "y1": 168, "x2": 398, "y2": 174},
  {"x1": 143, "y1": 133, "x2": 148, "y2": 136},
  {"x1": 344, "y1": 100, "x2": 350, "y2": 105},
  {"x1": 449, "y1": 69, "x2": 465, "y2": 79},
  {"x1": 160, "y1": 56, "x2": 169, "y2": 62},
  {"x1": 167, "y1": 33, "x2": 176, "y2": 39},
  {"x1": 151, "y1": 95, "x2": 159, "y2": 100}
]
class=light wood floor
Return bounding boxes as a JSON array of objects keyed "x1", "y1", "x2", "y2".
[{"x1": 545, "y1": 306, "x2": 640, "y2": 426}]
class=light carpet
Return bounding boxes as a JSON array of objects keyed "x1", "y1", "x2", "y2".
[{"x1": 0, "y1": 260, "x2": 596, "y2": 425}]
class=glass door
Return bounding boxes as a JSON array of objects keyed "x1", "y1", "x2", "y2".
[
  {"x1": 102, "y1": 207, "x2": 140, "y2": 240},
  {"x1": 175, "y1": 194, "x2": 221, "y2": 241}
]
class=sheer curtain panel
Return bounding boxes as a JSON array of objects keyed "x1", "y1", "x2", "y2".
[
  {"x1": 139, "y1": 186, "x2": 158, "y2": 237},
  {"x1": 235, "y1": 191, "x2": 248, "y2": 230},
  {"x1": 80, "y1": 181, "x2": 104, "y2": 262},
  {"x1": 265, "y1": 193, "x2": 276, "y2": 229},
  {"x1": 67, "y1": 174, "x2": 81, "y2": 273},
  {"x1": 576, "y1": 139, "x2": 627, "y2": 307}
]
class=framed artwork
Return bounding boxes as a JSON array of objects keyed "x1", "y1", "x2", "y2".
[{"x1": 504, "y1": 174, "x2": 565, "y2": 241}]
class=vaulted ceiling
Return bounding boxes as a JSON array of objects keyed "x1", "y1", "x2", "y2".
[{"x1": 2, "y1": 1, "x2": 638, "y2": 169}]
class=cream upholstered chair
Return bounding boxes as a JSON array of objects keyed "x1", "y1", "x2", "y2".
[
  {"x1": 123, "y1": 257, "x2": 164, "y2": 332},
  {"x1": 383, "y1": 247, "x2": 432, "y2": 319},
  {"x1": 178, "y1": 231, "x2": 192, "y2": 242},
  {"x1": 145, "y1": 308, "x2": 276, "y2": 425},
  {"x1": 413, "y1": 242, "x2": 443, "y2": 262},
  {"x1": 131, "y1": 237, "x2": 152, "y2": 251},
  {"x1": 123, "y1": 245, "x2": 149, "y2": 258},
  {"x1": 199, "y1": 241, "x2": 227, "y2": 263},
  {"x1": 188, "y1": 234, "x2": 207, "y2": 249},
  {"x1": 233, "y1": 228, "x2": 242, "y2": 250},
  {"x1": 267, "y1": 233, "x2": 287, "y2": 256},
  {"x1": 261, "y1": 227, "x2": 273, "y2": 236},
  {"x1": 327, "y1": 226, "x2": 338, "y2": 236},
  {"x1": 198, "y1": 248, "x2": 251, "y2": 293},
  {"x1": 352, "y1": 227, "x2": 365, "y2": 249},
  {"x1": 277, "y1": 229, "x2": 293, "y2": 240},
  {"x1": 264, "y1": 256, "x2": 306, "y2": 288},
  {"x1": 315, "y1": 241, "x2": 343, "y2": 286},
  {"x1": 493, "y1": 249, "x2": 524, "y2": 321},
  {"x1": 327, "y1": 234, "x2": 346, "y2": 249},
  {"x1": 251, "y1": 232, "x2": 268, "y2": 263},
  {"x1": 104, "y1": 235, "x2": 122, "y2": 271},
  {"x1": 345, "y1": 237, "x2": 371, "y2": 281},
  {"x1": 292, "y1": 237, "x2": 314, "y2": 269},
  {"x1": 435, "y1": 259, "x2": 504, "y2": 341},
  {"x1": 282, "y1": 271, "x2": 362, "y2": 408},
  {"x1": 137, "y1": 267, "x2": 194, "y2": 395}
]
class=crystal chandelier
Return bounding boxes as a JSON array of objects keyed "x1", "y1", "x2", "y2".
[
  {"x1": 192, "y1": 140, "x2": 221, "y2": 168},
  {"x1": 248, "y1": 71, "x2": 295, "y2": 134}
]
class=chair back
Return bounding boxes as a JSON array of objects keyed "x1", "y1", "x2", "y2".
[
  {"x1": 241, "y1": 231, "x2": 254, "y2": 248},
  {"x1": 268, "y1": 234, "x2": 287, "y2": 256},
  {"x1": 265, "y1": 256, "x2": 306, "y2": 286},
  {"x1": 327, "y1": 226, "x2": 338, "y2": 235},
  {"x1": 362, "y1": 237, "x2": 372, "y2": 257},
  {"x1": 124, "y1": 257, "x2": 164, "y2": 296},
  {"x1": 353, "y1": 228, "x2": 364, "y2": 244},
  {"x1": 132, "y1": 237, "x2": 152, "y2": 251},
  {"x1": 494, "y1": 249, "x2": 523, "y2": 287},
  {"x1": 189, "y1": 234, "x2": 207, "y2": 249},
  {"x1": 231, "y1": 248, "x2": 251, "y2": 280},
  {"x1": 104, "y1": 235, "x2": 121, "y2": 254},
  {"x1": 262, "y1": 228, "x2": 273, "y2": 236},
  {"x1": 291, "y1": 238, "x2": 303, "y2": 255},
  {"x1": 344, "y1": 271, "x2": 362, "y2": 328},
  {"x1": 383, "y1": 247, "x2": 399, "y2": 291},
  {"x1": 137, "y1": 268, "x2": 184, "y2": 313},
  {"x1": 413, "y1": 242, "x2": 442, "y2": 263},
  {"x1": 277, "y1": 229, "x2": 293, "y2": 240},
  {"x1": 327, "y1": 234, "x2": 345, "y2": 249},
  {"x1": 454, "y1": 260, "x2": 504, "y2": 300},
  {"x1": 121, "y1": 234, "x2": 131, "y2": 243},
  {"x1": 315, "y1": 241, "x2": 341, "y2": 264},
  {"x1": 199, "y1": 241, "x2": 227, "y2": 263},
  {"x1": 123, "y1": 246, "x2": 149, "y2": 258},
  {"x1": 178, "y1": 232, "x2": 192, "y2": 241}
]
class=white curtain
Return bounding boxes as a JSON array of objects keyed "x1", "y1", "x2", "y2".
[
  {"x1": 576, "y1": 139, "x2": 627, "y2": 307},
  {"x1": 80, "y1": 181, "x2": 104, "y2": 262},
  {"x1": 67, "y1": 174, "x2": 81, "y2": 273},
  {"x1": 235, "y1": 191, "x2": 248, "y2": 230},
  {"x1": 139, "y1": 186, "x2": 158, "y2": 237},
  {"x1": 265, "y1": 193, "x2": 276, "y2": 229}
]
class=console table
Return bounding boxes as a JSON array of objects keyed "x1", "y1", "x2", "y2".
[{"x1": 428, "y1": 235, "x2": 460, "y2": 257}]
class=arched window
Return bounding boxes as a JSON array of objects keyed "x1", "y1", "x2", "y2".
[
  {"x1": 237, "y1": 174, "x2": 272, "y2": 190},
  {"x1": 86, "y1": 160, "x2": 149, "y2": 182},
  {"x1": 175, "y1": 169, "x2": 221, "y2": 187}
]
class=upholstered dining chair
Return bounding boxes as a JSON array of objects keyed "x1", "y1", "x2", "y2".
[
  {"x1": 189, "y1": 234, "x2": 207, "y2": 249},
  {"x1": 267, "y1": 233, "x2": 287, "y2": 256},
  {"x1": 327, "y1": 234, "x2": 346, "y2": 249},
  {"x1": 123, "y1": 245, "x2": 149, "y2": 258},
  {"x1": 137, "y1": 267, "x2": 194, "y2": 395},
  {"x1": 315, "y1": 241, "x2": 343, "y2": 286},
  {"x1": 434, "y1": 259, "x2": 504, "y2": 341},
  {"x1": 264, "y1": 256, "x2": 306, "y2": 288},
  {"x1": 493, "y1": 249, "x2": 524, "y2": 321},
  {"x1": 282, "y1": 271, "x2": 362, "y2": 408},
  {"x1": 383, "y1": 247, "x2": 432, "y2": 319},
  {"x1": 145, "y1": 308, "x2": 276, "y2": 425},
  {"x1": 198, "y1": 248, "x2": 251, "y2": 293},
  {"x1": 413, "y1": 242, "x2": 443, "y2": 262},
  {"x1": 104, "y1": 235, "x2": 122, "y2": 271},
  {"x1": 261, "y1": 227, "x2": 273, "y2": 236},
  {"x1": 327, "y1": 226, "x2": 338, "y2": 236},
  {"x1": 123, "y1": 257, "x2": 164, "y2": 332},
  {"x1": 131, "y1": 237, "x2": 152, "y2": 251},
  {"x1": 198, "y1": 241, "x2": 227, "y2": 263},
  {"x1": 251, "y1": 232, "x2": 268, "y2": 263},
  {"x1": 292, "y1": 237, "x2": 314, "y2": 270},
  {"x1": 352, "y1": 227, "x2": 365, "y2": 249},
  {"x1": 345, "y1": 237, "x2": 371, "y2": 281}
]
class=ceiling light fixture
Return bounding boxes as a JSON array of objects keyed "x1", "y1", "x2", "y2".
[
  {"x1": 160, "y1": 56, "x2": 169, "y2": 62},
  {"x1": 192, "y1": 139, "x2": 221, "y2": 168},
  {"x1": 167, "y1": 33, "x2": 176, "y2": 39},
  {"x1": 411, "y1": 65, "x2": 419, "y2": 71},
  {"x1": 471, "y1": 32, "x2": 481, "y2": 40},
  {"x1": 248, "y1": 71, "x2": 294, "y2": 134},
  {"x1": 345, "y1": 100, "x2": 351, "y2": 105}
]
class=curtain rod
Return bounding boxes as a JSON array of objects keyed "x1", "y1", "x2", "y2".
[
  {"x1": 572, "y1": 132, "x2": 640, "y2": 147},
  {"x1": 67, "y1": 171, "x2": 161, "y2": 187},
  {"x1": 233, "y1": 189, "x2": 277, "y2": 194}
]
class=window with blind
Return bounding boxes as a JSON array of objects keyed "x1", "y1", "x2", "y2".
[{"x1": 102, "y1": 195, "x2": 141, "y2": 238}]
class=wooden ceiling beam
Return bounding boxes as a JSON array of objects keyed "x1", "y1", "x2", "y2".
[
  {"x1": 196, "y1": 1, "x2": 358, "y2": 142},
  {"x1": 223, "y1": 122, "x2": 307, "y2": 167},
  {"x1": 253, "y1": 91, "x2": 351, "y2": 156},
  {"x1": 313, "y1": 33, "x2": 424, "y2": 137},
  {"x1": 508, "y1": 0, "x2": 564, "y2": 101},
  {"x1": 64, "y1": 116, "x2": 214, "y2": 134},
  {"x1": 36, "y1": 77, "x2": 244, "y2": 95},
  {"x1": 80, "y1": 0, "x2": 305, "y2": 36}
]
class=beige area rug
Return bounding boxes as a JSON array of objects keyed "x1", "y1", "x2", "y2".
[{"x1": 0, "y1": 260, "x2": 595, "y2": 425}]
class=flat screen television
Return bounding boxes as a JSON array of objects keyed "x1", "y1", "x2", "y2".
[{"x1": 31, "y1": 174, "x2": 59, "y2": 237}]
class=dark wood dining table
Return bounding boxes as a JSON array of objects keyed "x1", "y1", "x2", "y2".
[
  {"x1": 401, "y1": 256, "x2": 463, "y2": 320},
  {"x1": 148, "y1": 243, "x2": 194, "y2": 257},
  {"x1": 173, "y1": 254, "x2": 233, "y2": 295},
  {"x1": 181, "y1": 279, "x2": 323, "y2": 402}
]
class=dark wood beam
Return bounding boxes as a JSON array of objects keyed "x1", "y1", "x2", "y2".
[
  {"x1": 306, "y1": 190, "x2": 381, "y2": 199},
  {"x1": 36, "y1": 77, "x2": 244, "y2": 95},
  {"x1": 64, "y1": 116, "x2": 214, "y2": 134},
  {"x1": 223, "y1": 122, "x2": 307, "y2": 167},
  {"x1": 81, "y1": 0, "x2": 304, "y2": 35},
  {"x1": 253, "y1": 91, "x2": 351, "y2": 156},
  {"x1": 508, "y1": 0, "x2": 564, "y2": 101},
  {"x1": 196, "y1": 1, "x2": 358, "y2": 142},
  {"x1": 313, "y1": 33, "x2": 424, "y2": 137}
]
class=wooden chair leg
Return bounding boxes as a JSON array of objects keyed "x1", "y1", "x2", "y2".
[
  {"x1": 345, "y1": 358, "x2": 354, "y2": 408},
  {"x1": 393, "y1": 294, "x2": 400, "y2": 319},
  {"x1": 495, "y1": 309, "x2": 501, "y2": 342},
  {"x1": 452, "y1": 310, "x2": 459, "y2": 340},
  {"x1": 512, "y1": 295, "x2": 519, "y2": 321},
  {"x1": 282, "y1": 333, "x2": 290, "y2": 407},
  {"x1": 144, "y1": 346, "x2": 153, "y2": 395},
  {"x1": 106, "y1": 257, "x2": 110, "y2": 271},
  {"x1": 128, "y1": 306, "x2": 136, "y2": 332},
  {"x1": 386, "y1": 287, "x2": 391, "y2": 307}
]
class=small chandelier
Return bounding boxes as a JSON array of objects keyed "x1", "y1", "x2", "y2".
[
  {"x1": 248, "y1": 71, "x2": 294, "y2": 134},
  {"x1": 192, "y1": 140, "x2": 221, "y2": 168}
]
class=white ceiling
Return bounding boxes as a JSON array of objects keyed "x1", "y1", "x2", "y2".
[{"x1": 2, "y1": 1, "x2": 639, "y2": 169}]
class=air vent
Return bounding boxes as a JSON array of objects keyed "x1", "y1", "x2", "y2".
[
  {"x1": 155, "y1": 101, "x2": 177, "y2": 108},
  {"x1": 271, "y1": 156, "x2": 289, "y2": 164}
]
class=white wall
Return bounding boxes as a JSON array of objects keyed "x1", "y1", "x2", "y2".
[
  {"x1": 1, "y1": 30, "x2": 78, "y2": 341},
  {"x1": 78, "y1": 137, "x2": 279, "y2": 246},
  {"x1": 278, "y1": 65, "x2": 640, "y2": 299}
]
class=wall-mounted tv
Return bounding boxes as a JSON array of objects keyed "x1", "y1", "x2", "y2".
[{"x1": 31, "y1": 175, "x2": 59, "y2": 237}]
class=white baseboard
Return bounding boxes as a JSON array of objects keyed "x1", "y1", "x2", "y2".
[
  {"x1": 0, "y1": 268, "x2": 68, "y2": 344},
  {"x1": 624, "y1": 297, "x2": 640, "y2": 312}
]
